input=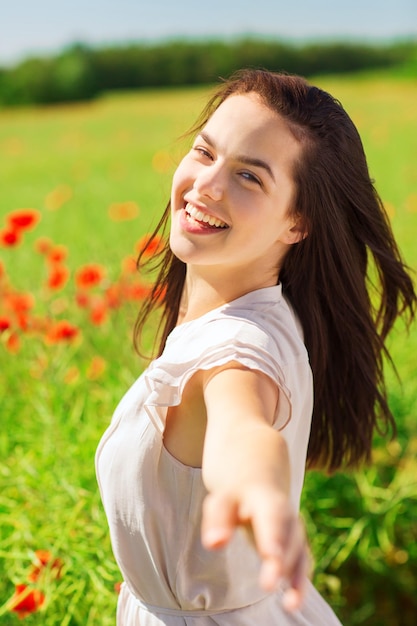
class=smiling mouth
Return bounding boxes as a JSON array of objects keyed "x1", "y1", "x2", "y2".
[{"x1": 184, "y1": 203, "x2": 228, "y2": 229}]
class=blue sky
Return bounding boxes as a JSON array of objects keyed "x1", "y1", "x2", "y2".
[{"x1": 1, "y1": 0, "x2": 416, "y2": 65}]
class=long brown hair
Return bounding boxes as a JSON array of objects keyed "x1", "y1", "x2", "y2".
[{"x1": 135, "y1": 69, "x2": 416, "y2": 472}]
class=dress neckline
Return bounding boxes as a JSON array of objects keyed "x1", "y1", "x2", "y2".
[{"x1": 166, "y1": 284, "x2": 282, "y2": 344}]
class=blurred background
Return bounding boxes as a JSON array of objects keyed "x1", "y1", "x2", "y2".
[
  {"x1": 1, "y1": 0, "x2": 417, "y2": 104},
  {"x1": 1, "y1": 2, "x2": 416, "y2": 625},
  {"x1": 2, "y1": 0, "x2": 417, "y2": 65}
]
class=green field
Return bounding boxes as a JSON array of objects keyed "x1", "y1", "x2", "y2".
[{"x1": 1, "y1": 74, "x2": 416, "y2": 625}]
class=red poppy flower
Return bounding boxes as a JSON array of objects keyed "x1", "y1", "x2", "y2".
[
  {"x1": 34, "y1": 236, "x2": 53, "y2": 255},
  {"x1": 0, "y1": 227, "x2": 22, "y2": 247},
  {"x1": 90, "y1": 300, "x2": 108, "y2": 325},
  {"x1": 28, "y1": 550, "x2": 63, "y2": 582},
  {"x1": 8, "y1": 292, "x2": 35, "y2": 313},
  {"x1": 7, "y1": 209, "x2": 41, "y2": 231},
  {"x1": 121, "y1": 256, "x2": 137, "y2": 275},
  {"x1": 75, "y1": 264, "x2": 106, "y2": 289},
  {"x1": 6, "y1": 332, "x2": 20, "y2": 353},
  {"x1": 0, "y1": 316, "x2": 11, "y2": 333},
  {"x1": 9, "y1": 584, "x2": 45, "y2": 619},
  {"x1": 124, "y1": 283, "x2": 151, "y2": 301},
  {"x1": 45, "y1": 320, "x2": 80, "y2": 344},
  {"x1": 46, "y1": 265, "x2": 70, "y2": 290},
  {"x1": 136, "y1": 234, "x2": 164, "y2": 258},
  {"x1": 75, "y1": 291, "x2": 90, "y2": 309},
  {"x1": 105, "y1": 284, "x2": 122, "y2": 309},
  {"x1": 47, "y1": 244, "x2": 68, "y2": 264}
]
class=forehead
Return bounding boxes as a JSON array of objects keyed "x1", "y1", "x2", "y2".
[
  {"x1": 203, "y1": 94, "x2": 301, "y2": 173},
  {"x1": 206, "y1": 92, "x2": 280, "y2": 129}
]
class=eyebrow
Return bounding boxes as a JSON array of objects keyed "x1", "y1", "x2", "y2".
[{"x1": 198, "y1": 131, "x2": 276, "y2": 183}]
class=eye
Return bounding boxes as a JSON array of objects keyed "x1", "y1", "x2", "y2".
[
  {"x1": 239, "y1": 171, "x2": 262, "y2": 186},
  {"x1": 192, "y1": 145, "x2": 213, "y2": 160}
]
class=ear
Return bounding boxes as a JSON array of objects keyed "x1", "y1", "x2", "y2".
[{"x1": 283, "y1": 217, "x2": 308, "y2": 245}]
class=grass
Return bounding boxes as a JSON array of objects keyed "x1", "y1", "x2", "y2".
[{"x1": 0, "y1": 73, "x2": 416, "y2": 625}]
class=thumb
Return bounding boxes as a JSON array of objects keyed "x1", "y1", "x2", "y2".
[{"x1": 201, "y1": 492, "x2": 238, "y2": 549}]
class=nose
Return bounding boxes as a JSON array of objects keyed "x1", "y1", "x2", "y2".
[{"x1": 193, "y1": 163, "x2": 224, "y2": 202}]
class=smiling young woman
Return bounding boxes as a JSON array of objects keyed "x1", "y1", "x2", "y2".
[
  {"x1": 169, "y1": 93, "x2": 305, "y2": 314},
  {"x1": 96, "y1": 69, "x2": 416, "y2": 626}
]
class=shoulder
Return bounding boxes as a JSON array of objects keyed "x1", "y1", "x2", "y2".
[
  {"x1": 146, "y1": 289, "x2": 310, "y2": 418},
  {"x1": 145, "y1": 287, "x2": 313, "y2": 433}
]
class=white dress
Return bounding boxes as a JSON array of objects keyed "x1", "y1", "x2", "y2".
[{"x1": 96, "y1": 286, "x2": 343, "y2": 625}]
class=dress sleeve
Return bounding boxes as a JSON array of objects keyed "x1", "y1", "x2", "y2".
[{"x1": 143, "y1": 316, "x2": 294, "y2": 433}]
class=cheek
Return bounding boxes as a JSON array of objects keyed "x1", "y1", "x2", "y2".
[
  {"x1": 171, "y1": 166, "x2": 183, "y2": 198},
  {"x1": 171, "y1": 156, "x2": 194, "y2": 191},
  {"x1": 171, "y1": 171, "x2": 190, "y2": 211}
]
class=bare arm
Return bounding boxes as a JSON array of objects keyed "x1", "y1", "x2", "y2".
[{"x1": 201, "y1": 364, "x2": 310, "y2": 612}]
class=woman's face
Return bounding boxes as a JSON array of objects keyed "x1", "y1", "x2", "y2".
[{"x1": 170, "y1": 93, "x2": 304, "y2": 287}]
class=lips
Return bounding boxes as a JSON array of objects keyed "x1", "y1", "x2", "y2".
[{"x1": 184, "y1": 203, "x2": 228, "y2": 229}]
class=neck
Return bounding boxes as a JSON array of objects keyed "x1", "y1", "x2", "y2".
[{"x1": 177, "y1": 265, "x2": 279, "y2": 325}]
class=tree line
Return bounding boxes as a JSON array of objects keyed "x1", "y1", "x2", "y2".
[{"x1": 0, "y1": 38, "x2": 415, "y2": 106}]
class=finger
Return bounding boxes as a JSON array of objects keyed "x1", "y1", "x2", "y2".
[
  {"x1": 281, "y1": 549, "x2": 311, "y2": 612},
  {"x1": 282, "y1": 587, "x2": 303, "y2": 613},
  {"x1": 260, "y1": 548, "x2": 309, "y2": 610},
  {"x1": 201, "y1": 492, "x2": 238, "y2": 549},
  {"x1": 259, "y1": 556, "x2": 283, "y2": 591},
  {"x1": 278, "y1": 517, "x2": 308, "y2": 580},
  {"x1": 247, "y1": 501, "x2": 310, "y2": 599},
  {"x1": 246, "y1": 494, "x2": 293, "y2": 561}
]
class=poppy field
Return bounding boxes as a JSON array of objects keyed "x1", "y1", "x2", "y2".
[{"x1": 1, "y1": 74, "x2": 416, "y2": 625}]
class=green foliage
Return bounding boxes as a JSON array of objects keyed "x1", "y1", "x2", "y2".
[
  {"x1": 0, "y1": 76, "x2": 416, "y2": 624},
  {"x1": 1, "y1": 38, "x2": 416, "y2": 106},
  {"x1": 0, "y1": 341, "x2": 129, "y2": 625}
]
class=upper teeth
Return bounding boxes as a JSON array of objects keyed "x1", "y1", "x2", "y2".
[{"x1": 186, "y1": 203, "x2": 227, "y2": 228}]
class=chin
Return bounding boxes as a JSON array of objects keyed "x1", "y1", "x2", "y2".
[{"x1": 169, "y1": 234, "x2": 191, "y2": 264}]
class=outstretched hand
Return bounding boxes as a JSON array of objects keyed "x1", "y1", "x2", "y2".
[{"x1": 201, "y1": 486, "x2": 311, "y2": 612}]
